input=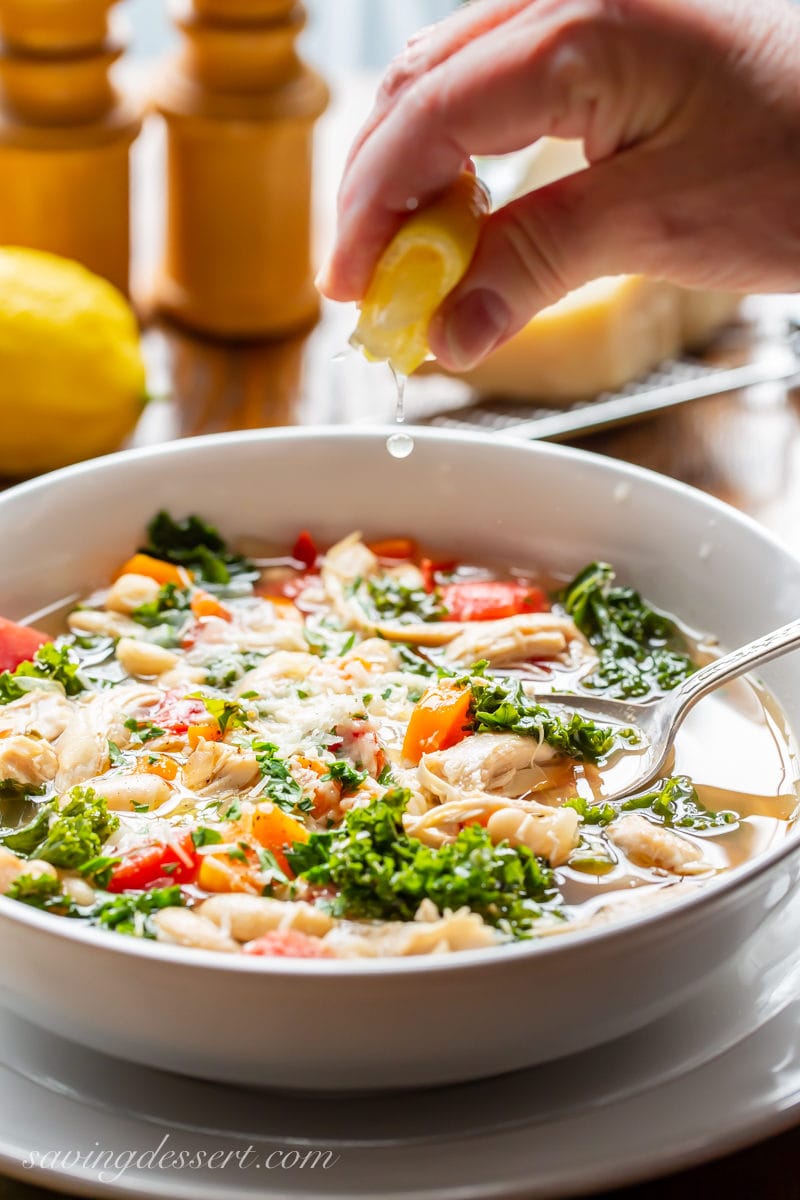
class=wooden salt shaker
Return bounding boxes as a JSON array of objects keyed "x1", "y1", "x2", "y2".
[
  {"x1": 0, "y1": 0, "x2": 141, "y2": 294},
  {"x1": 154, "y1": 0, "x2": 329, "y2": 339}
]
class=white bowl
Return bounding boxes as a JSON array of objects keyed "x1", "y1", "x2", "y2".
[{"x1": 1, "y1": 428, "x2": 799, "y2": 1092}]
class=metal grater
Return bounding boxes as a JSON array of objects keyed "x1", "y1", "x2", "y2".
[{"x1": 423, "y1": 332, "x2": 800, "y2": 442}]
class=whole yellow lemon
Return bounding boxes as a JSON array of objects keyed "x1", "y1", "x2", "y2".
[{"x1": 0, "y1": 247, "x2": 147, "y2": 477}]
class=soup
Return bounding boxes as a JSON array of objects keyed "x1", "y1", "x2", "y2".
[{"x1": 0, "y1": 512, "x2": 796, "y2": 959}]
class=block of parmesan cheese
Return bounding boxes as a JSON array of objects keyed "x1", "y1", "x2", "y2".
[{"x1": 440, "y1": 138, "x2": 740, "y2": 402}]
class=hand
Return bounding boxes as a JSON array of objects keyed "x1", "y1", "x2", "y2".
[{"x1": 318, "y1": 0, "x2": 800, "y2": 370}]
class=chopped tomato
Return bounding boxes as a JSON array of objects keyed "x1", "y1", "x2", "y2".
[
  {"x1": 190, "y1": 590, "x2": 231, "y2": 621},
  {"x1": 441, "y1": 580, "x2": 548, "y2": 622},
  {"x1": 243, "y1": 930, "x2": 333, "y2": 959},
  {"x1": 106, "y1": 830, "x2": 198, "y2": 892},
  {"x1": 367, "y1": 536, "x2": 417, "y2": 560},
  {"x1": 292, "y1": 530, "x2": 318, "y2": 569},
  {"x1": 0, "y1": 616, "x2": 50, "y2": 672},
  {"x1": 420, "y1": 557, "x2": 458, "y2": 592},
  {"x1": 115, "y1": 553, "x2": 192, "y2": 588},
  {"x1": 151, "y1": 691, "x2": 210, "y2": 734},
  {"x1": 402, "y1": 683, "x2": 472, "y2": 765}
]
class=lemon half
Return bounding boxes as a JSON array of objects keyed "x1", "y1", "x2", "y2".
[
  {"x1": 0, "y1": 247, "x2": 147, "y2": 477},
  {"x1": 351, "y1": 172, "x2": 490, "y2": 376}
]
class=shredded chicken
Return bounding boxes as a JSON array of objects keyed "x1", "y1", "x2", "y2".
[
  {"x1": 182, "y1": 741, "x2": 260, "y2": 795},
  {"x1": 420, "y1": 733, "x2": 555, "y2": 802},
  {"x1": 608, "y1": 813, "x2": 711, "y2": 875},
  {"x1": 0, "y1": 734, "x2": 58, "y2": 786}
]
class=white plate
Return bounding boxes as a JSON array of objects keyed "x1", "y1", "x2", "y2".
[{"x1": 2, "y1": 876, "x2": 800, "y2": 1200}]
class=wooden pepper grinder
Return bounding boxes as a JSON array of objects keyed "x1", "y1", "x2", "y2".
[
  {"x1": 0, "y1": 0, "x2": 141, "y2": 294},
  {"x1": 154, "y1": 0, "x2": 329, "y2": 339}
]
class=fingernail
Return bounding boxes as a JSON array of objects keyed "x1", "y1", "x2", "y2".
[
  {"x1": 436, "y1": 289, "x2": 510, "y2": 370},
  {"x1": 314, "y1": 256, "x2": 333, "y2": 294}
]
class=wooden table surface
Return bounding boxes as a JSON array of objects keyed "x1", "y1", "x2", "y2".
[{"x1": 4, "y1": 73, "x2": 800, "y2": 1200}]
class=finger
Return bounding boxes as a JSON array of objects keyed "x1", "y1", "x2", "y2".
[
  {"x1": 427, "y1": 153, "x2": 667, "y2": 370},
  {"x1": 319, "y1": 3, "x2": 607, "y2": 301},
  {"x1": 343, "y1": 0, "x2": 537, "y2": 176}
]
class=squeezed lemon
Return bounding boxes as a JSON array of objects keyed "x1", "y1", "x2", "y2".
[{"x1": 351, "y1": 172, "x2": 490, "y2": 376}]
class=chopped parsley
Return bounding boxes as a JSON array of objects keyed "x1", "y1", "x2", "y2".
[
  {"x1": 192, "y1": 694, "x2": 251, "y2": 734},
  {"x1": 253, "y1": 741, "x2": 313, "y2": 814},
  {"x1": 191, "y1": 826, "x2": 224, "y2": 848},
  {"x1": 287, "y1": 789, "x2": 558, "y2": 939},
  {"x1": 203, "y1": 651, "x2": 265, "y2": 689},
  {"x1": 256, "y1": 848, "x2": 290, "y2": 892},
  {"x1": 124, "y1": 716, "x2": 167, "y2": 745},
  {"x1": 321, "y1": 760, "x2": 367, "y2": 796},
  {"x1": 131, "y1": 582, "x2": 191, "y2": 630},
  {"x1": 561, "y1": 562, "x2": 696, "y2": 699},
  {"x1": 363, "y1": 577, "x2": 448, "y2": 624},
  {"x1": 107, "y1": 740, "x2": 125, "y2": 768}
]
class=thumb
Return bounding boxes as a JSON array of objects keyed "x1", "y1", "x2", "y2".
[{"x1": 427, "y1": 163, "x2": 654, "y2": 371}]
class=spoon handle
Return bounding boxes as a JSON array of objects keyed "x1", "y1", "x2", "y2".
[{"x1": 670, "y1": 615, "x2": 800, "y2": 719}]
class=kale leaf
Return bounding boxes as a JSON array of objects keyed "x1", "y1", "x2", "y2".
[
  {"x1": 469, "y1": 676, "x2": 620, "y2": 764},
  {"x1": 562, "y1": 796, "x2": 617, "y2": 826},
  {"x1": 287, "y1": 789, "x2": 558, "y2": 939},
  {"x1": 5, "y1": 873, "x2": 78, "y2": 916},
  {"x1": 0, "y1": 643, "x2": 85, "y2": 706},
  {"x1": 2, "y1": 787, "x2": 119, "y2": 870},
  {"x1": 621, "y1": 775, "x2": 737, "y2": 831},
  {"x1": 142, "y1": 511, "x2": 256, "y2": 586},
  {"x1": 88, "y1": 885, "x2": 185, "y2": 938},
  {"x1": 0, "y1": 801, "x2": 56, "y2": 856},
  {"x1": 560, "y1": 562, "x2": 695, "y2": 699}
]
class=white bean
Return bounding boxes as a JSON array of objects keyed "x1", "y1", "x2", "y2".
[
  {"x1": 116, "y1": 637, "x2": 179, "y2": 679},
  {"x1": 105, "y1": 573, "x2": 161, "y2": 615},
  {"x1": 198, "y1": 894, "x2": 333, "y2": 942},
  {"x1": 487, "y1": 805, "x2": 579, "y2": 867},
  {"x1": 153, "y1": 907, "x2": 239, "y2": 953},
  {"x1": 94, "y1": 772, "x2": 172, "y2": 812}
]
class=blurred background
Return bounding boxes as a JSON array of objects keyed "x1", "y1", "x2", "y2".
[{"x1": 128, "y1": 0, "x2": 458, "y2": 67}]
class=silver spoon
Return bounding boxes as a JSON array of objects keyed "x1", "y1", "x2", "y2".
[{"x1": 535, "y1": 616, "x2": 800, "y2": 803}]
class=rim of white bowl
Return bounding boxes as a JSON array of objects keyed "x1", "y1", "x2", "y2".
[{"x1": 0, "y1": 424, "x2": 798, "y2": 977}]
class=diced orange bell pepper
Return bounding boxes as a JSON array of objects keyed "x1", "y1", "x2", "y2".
[
  {"x1": 187, "y1": 722, "x2": 222, "y2": 749},
  {"x1": 140, "y1": 754, "x2": 178, "y2": 781},
  {"x1": 115, "y1": 553, "x2": 193, "y2": 587},
  {"x1": 197, "y1": 852, "x2": 262, "y2": 895},
  {"x1": 251, "y1": 803, "x2": 309, "y2": 877},
  {"x1": 402, "y1": 683, "x2": 472, "y2": 765},
  {"x1": 190, "y1": 590, "x2": 231, "y2": 621}
]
